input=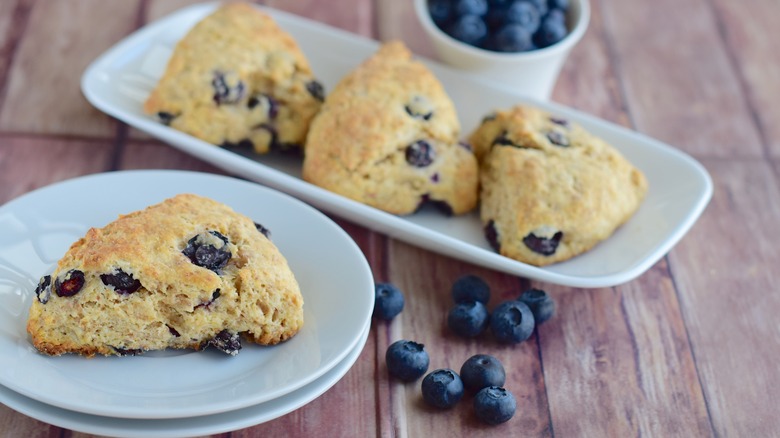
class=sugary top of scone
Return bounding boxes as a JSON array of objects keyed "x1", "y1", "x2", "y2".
[
  {"x1": 143, "y1": 3, "x2": 323, "y2": 152},
  {"x1": 302, "y1": 41, "x2": 478, "y2": 215},
  {"x1": 27, "y1": 193, "x2": 304, "y2": 357},
  {"x1": 473, "y1": 105, "x2": 648, "y2": 266}
]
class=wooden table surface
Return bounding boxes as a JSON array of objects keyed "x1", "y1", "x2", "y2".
[{"x1": 1, "y1": 0, "x2": 778, "y2": 437}]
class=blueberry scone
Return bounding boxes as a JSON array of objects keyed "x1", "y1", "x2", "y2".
[
  {"x1": 302, "y1": 41, "x2": 478, "y2": 215},
  {"x1": 143, "y1": 3, "x2": 324, "y2": 154},
  {"x1": 26, "y1": 194, "x2": 304, "y2": 357},
  {"x1": 469, "y1": 105, "x2": 648, "y2": 266}
]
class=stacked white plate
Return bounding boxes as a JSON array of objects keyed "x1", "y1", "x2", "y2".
[{"x1": 0, "y1": 171, "x2": 375, "y2": 437}]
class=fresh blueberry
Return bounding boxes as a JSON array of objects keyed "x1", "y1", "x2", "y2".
[
  {"x1": 526, "y1": 0, "x2": 548, "y2": 16},
  {"x1": 506, "y1": 1, "x2": 541, "y2": 33},
  {"x1": 518, "y1": 288, "x2": 555, "y2": 324},
  {"x1": 428, "y1": 0, "x2": 454, "y2": 26},
  {"x1": 451, "y1": 274, "x2": 491, "y2": 304},
  {"x1": 100, "y1": 268, "x2": 142, "y2": 295},
  {"x1": 454, "y1": 0, "x2": 488, "y2": 16},
  {"x1": 460, "y1": 354, "x2": 506, "y2": 392},
  {"x1": 448, "y1": 301, "x2": 490, "y2": 337},
  {"x1": 202, "y1": 329, "x2": 242, "y2": 356},
  {"x1": 374, "y1": 282, "x2": 405, "y2": 320},
  {"x1": 523, "y1": 230, "x2": 563, "y2": 255},
  {"x1": 490, "y1": 300, "x2": 535, "y2": 344},
  {"x1": 211, "y1": 71, "x2": 245, "y2": 104},
  {"x1": 474, "y1": 386, "x2": 517, "y2": 424},
  {"x1": 182, "y1": 231, "x2": 232, "y2": 272},
  {"x1": 447, "y1": 14, "x2": 488, "y2": 47},
  {"x1": 493, "y1": 23, "x2": 535, "y2": 52},
  {"x1": 548, "y1": 0, "x2": 569, "y2": 10},
  {"x1": 405, "y1": 140, "x2": 435, "y2": 167},
  {"x1": 421, "y1": 369, "x2": 465, "y2": 409},
  {"x1": 55, "y1": 269, "x2": 85, "y2": 297},
  {"x1": 484, "y1": 220, "x2": 501, "y2": 252},
  {"x1": 35, "y1": 275, "x2": 52, "y2": 304},
  {"x1": 306, "y1": 80, "x2": 326, "y2": 102},
  {"x1": 534, "y1": 10, "x2": 568, "y2": 48},
  {"x1": 386, "y1": 340, "x2": 430, "y2": 381}
]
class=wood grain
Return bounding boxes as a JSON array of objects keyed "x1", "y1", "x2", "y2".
[
  {"x1": 668, "y1": 159, "x2": 780, "y2": 436},
  {"x1": 0, "y1": 0, "x2": 141, "y2": 137}
]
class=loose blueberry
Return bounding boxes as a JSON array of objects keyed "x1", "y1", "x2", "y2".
[
  {"x1": 405, "y1": 140, "x2": 435, "y2": 167},
  {"x1": 546, "y1": 130, "x2": 570, "y2": 147},
  {"x1": 460, "y1": 354, "x2": 506, "y2": 392},
  {"x1": 474, "y1": 386, "x2": 517, "y2": 425},
  {"x1": 254, "y1": 222, "x2": 271, "y2": 239},
  {"x1": 55, "y1": 270, "x2": 85, "y2": 297},
  {"x1": 386, "y1": 340, "x2": 430, "y2": 381},
  {"x1": 156, "y1": 111, "x2": 177, "y2": 125},
  {"x1": 182, "y1": 231, "x2": 232, "y2": 272},
  {"x1": 212, "y1": 71, "x2": 245, "y2": 105},
  {"x1": 374, "y1": 282, "x2": 405, "y2": 320},
  {"x1": 484, "y1": 220, "x2": 501, "y2": 252},
  {"x1": 100, "y1": 268, "x2": 142, "y2": 295},
  {"x1": 448, "y1": 301, "x2": 490, "y2": 338},
  {"x1": 421, "y1": 369, "x2": 465, "y2": 409},
  {"x1": 203, "y1": 329, "x2": 241, "y2": 356},
  {"x1": 518, "y1": 288, "x2": 555, "y2": 324},
  {"x1": 35, "y1": 275, "x2": 52, "y2": 304},
  {"x1": 490, "y1": 300, "x2": 535, "y2": 344},
  {"x1": 493, "y1": 23, "x2": 535, "y2": 52},
  {"x1": 306, "y1": 80, "x2": 326, "y2": 102},
  {"x1": 447, "y1": 14, "x2": 488, "y2": 46},
  {"x1": 523, "y1": 230, "x2": 563, "y2": 255},
  {"x1": 451, "y1": 274, "x2": 491, "y2": 304}
]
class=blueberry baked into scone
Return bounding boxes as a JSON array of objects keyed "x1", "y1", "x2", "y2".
[
  {"x1": 143, "y1": 3, "x2": 324, "y2": 154},
  {"x1": 26, "y1": 194, "x2": 304, "y2": 357},
  {"x1": 302, "y1": 41, "x2": 478, "y2": 215},
  {"x1": 469, "y1": 105, "x2": 648, "y2": 266}
]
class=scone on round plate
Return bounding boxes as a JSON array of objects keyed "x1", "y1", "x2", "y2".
[
  {"x1": 144, "y1": 3, "x2": 324, "y2": 154},
  {"x1": 302, "y1": 41, "x2": 478, "y2": 215},
  {"x1": 26, "y1": 194, "x2": 304, "y2": 357},
  {"x1": 469, "y1": 105, "x2": 648, "y2": 266}
]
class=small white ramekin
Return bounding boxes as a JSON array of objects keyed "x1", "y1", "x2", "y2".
[{"x1": 414, "y1": 0, "x2": 590, "y2": 100}]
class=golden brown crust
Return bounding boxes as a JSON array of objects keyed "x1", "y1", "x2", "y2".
[
  {"x1": 26, "y1": 194, "x2": 303, "y2": 357},
  {"x1": 470, "y1": 105, "x2": 648, "y2": 266},
  {"x1": 144, "y1": 3, "x2": 323, "y2": 153},
  {"x1": 302, "y1": 41, "x2": 478, "y2": 215}
]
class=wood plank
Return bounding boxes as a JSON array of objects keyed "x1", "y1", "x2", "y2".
[
  {"x1": 0, "y1": 405, "x2": 58, "y2": 438},
  {"x1": 376, "y1": 0, "x2": 436, "y2": 57},
  {"x1": 0, "y1": 135, "x2": 113, "y2": 204},
  {"x1": 118, "y1": 140, "x2": 228, "y2": 174},
  {"x1": 0, "y1": 0, "x2": 141, "y2": 137},
  {"x1": 599, "y1": 0, "x2": 763, "y2": 158},
  {"x1": 384, "y1": 241, "x2": 551, "y2": 436},
  {"x1": 668, "y1": 159, "x2": 780, "y2": 436},
  {"x1": 538, "y1": 263, "x2": 711, "y2": 436},
  {"x1": 708, "y1": 0, "x2": 780, "y2": 157}
]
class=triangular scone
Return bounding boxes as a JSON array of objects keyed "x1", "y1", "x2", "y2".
[
  {"x1": 302, "y1": 41, "x2": 478, "y2": 215},
  {"x1": 144, "y1": 3, "x2": 324, "y2": 154},
  {"x1": 470, "y1": 105, "x2": 648, "y2": 266},
  {"x1": 26, "y1": 194, "x2": 304, "y2": 357}
]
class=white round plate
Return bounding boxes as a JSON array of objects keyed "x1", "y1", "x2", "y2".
[
  {"x1": 0, "y1": 170, "x2": 374, "y2": 419},
  {"x1": 0, "y1": 322, "x2": 370, "y2": 438}
]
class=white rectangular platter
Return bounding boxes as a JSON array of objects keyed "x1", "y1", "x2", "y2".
[{"x1": 81, "y1": 2, "x2": 712, "y2": 288}]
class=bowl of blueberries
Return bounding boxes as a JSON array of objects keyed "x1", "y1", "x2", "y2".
[{"x1": 415, "y1": 0, "x2": 590, "y2": 100}]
